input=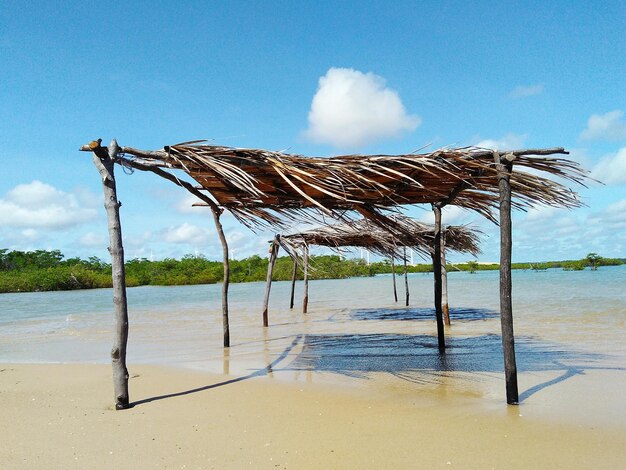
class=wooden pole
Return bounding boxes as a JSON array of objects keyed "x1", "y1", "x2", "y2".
[
  {"x1": 391, "y1": 255, "x2": 398, "y2": 302},
  {"x1": 441, "y1": 231, "x2": 450, "y2": 326},
  {"x1": 495, "y1": 151, "x2": 519, "y2": 405},
  {"x1": 90, "y1": 139, "x2": 130, "y2": 410},
  {"x1": 210, "y1": 209, "x2": 230, "y2": 348},
  {"x1": 302, "y1": 245, "x2": 309, "y2": 313},
  {"x1": 262, "y1": 237, "x2": 280, "y2": 327},
  {"x1": 432, "y1": 204, "x2": 446, "y2": 351},
  {"x1": 289, "y1": 258, "x2": 297, "y2": 309},
  {"x1": 403, "y1": 247, "x2": 409, "y2": 306}
]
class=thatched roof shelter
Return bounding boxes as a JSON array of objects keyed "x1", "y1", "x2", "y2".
[
  {"x1": 259, "y1": 217, "x2": 481, "y2": 325},
  {"x1": 276, "y1": 216, "x2": 481, "y2": 260},
  {"x1": 81, "y1": 138, "x2": 593, "y2": 408},
  {"x1": 108, "y1": 142, "x2": 588, "y2": 230}
]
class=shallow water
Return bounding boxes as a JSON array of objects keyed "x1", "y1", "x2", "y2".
[{"x1": 1, "y1": 265, "x2": 625, "y2": 423}]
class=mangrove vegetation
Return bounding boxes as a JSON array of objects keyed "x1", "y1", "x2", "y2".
[{"x1": 0, "y1": 248, "x2": 623, "y2": 294}]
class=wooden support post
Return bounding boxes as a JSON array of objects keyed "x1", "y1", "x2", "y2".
[
  {"x1": 391, "y1": 255, "x2": 398, "y2": 302},
  {"x1": 441, "y1": 232, "x2": 450, "y2": 326},
  {"x1": 403, "y1": 247, "x2": 409, "y2": 306},
  {"x1": 289, "y1": 258, "x2": 297, "y2": 309},
  {"x1": 495, "y1": 151, "x2": 519, "y2": 405},
  {"x1": 90, "y1": 139, "x2": 130, "y2": 410},
  {"x1": 302, "y1": 245, "x2": 309, "y2": 314},
  {"x1": 211, "y1": 209, "x2": 230, "y2": 348},
  {"x1": 262, "y1": 237, "x2": 280, "y2": 327},
  {"x1": 432, "y1": 204, "x2": 446, "y2": 351}
]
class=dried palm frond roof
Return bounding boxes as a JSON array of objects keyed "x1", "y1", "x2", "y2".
[
  {"x1": 276, "y1": 216, "x2": 481, "y2": 261},
  {"x1": 81, "y1": 140, "x2": 591, "y2": 229}
]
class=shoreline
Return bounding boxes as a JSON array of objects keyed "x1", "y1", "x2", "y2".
[
  {"x1": 3, "y1": 270, "x2": 625, "y2": 468},
  {"x1": 2, "y1": 362, "x2": 625, "y2": 469},
  {"x1": 2, "y1": 260, "x2": 624, "y2": 295}
]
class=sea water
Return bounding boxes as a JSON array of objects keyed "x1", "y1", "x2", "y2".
[{"x1": 1, "y1": 266, "x2": 625, "y2": 398}]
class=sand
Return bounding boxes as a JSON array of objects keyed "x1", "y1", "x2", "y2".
[{"x1": 2, "y1": 363, "x2": 625, "y2": 469}]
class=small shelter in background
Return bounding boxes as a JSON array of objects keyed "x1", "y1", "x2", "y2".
[
  {"x1": 80, "y1": 139, "x2": 590, "y2": 409},
  {"x1": 262, "y1": 217, "x2": 481, "y2": 327}
]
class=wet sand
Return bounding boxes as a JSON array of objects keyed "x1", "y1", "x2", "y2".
[
  {"x1": 1, "y1": 363, "x2": 625, "y2": 469},
  {"x1": 2, "y1": 271, "x2": 625, "y2": 468}
]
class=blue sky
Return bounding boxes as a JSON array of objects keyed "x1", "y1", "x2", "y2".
[{"x1": 1, "y1": 1, "x2": 625, "y2": 263}]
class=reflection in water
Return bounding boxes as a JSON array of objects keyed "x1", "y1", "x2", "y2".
[
  {"x1": 263, "y1": 328, "x2": 274, "y2": 378},
  {"x1": 223, "y1": 347, "x2": 230, "y2": 375}
]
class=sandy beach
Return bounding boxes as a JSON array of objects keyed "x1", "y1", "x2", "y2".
[
  {"x1": 2, "y1": 362, "x2": 625, "y2": 469},
  {"x1": 3, "y1": 271, "x2": 626, "y2": 468}
]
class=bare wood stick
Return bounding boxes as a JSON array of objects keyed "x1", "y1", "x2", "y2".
[
  {"x1": 117, "y1": 157, "x2": 221, "y2": 213},
  {"x1": 440, "y1": 181, "x2": 470, "y2": 208},
  {"x1": 403, "y1": 247, "x2": 409, "y2": 306},
  {"x1": 211, "y1": 209, "x2": 230, "y2": 347},
  {"x1": 289, "y1": 258, "x2": 297, "y2": 309},
  {"x1": 432, "y1": 204, "x2": 446, "y2": 351},
  {"x1": 441, "y1": 232, "x2": 450, "y2": 326},
  {"x1": 262, "y1": 237, "x2": 280, "y2": 327},
  {"x1": 495, "y1": 151, "x2": 519, "y2": 405},
  {"x1": 302, "y1": 245, "x2": 309, "y2": 314},
  {"x1": 112, "y1": 147, "x2": 232, "y2": 344},
  {"x1": 136, "y1": 158, "x2": 231, "y2": 345},
  {"x1": 391, "y1": 256, "x2": 398, "y2": 302},
  {"x1": 89, "y1": 139, "x2": 130, "y2": 410},
  {"x1": 469, "y1": 147, "x2": 568, "y2": 158},
  {"x1": 440, "y1": 178, "x2": 470, "y2": 328}
]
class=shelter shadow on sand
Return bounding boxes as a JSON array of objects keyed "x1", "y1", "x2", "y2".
[
  {"x1": 349, "y1": 306, "x2": 498, "y2": 321},
  {"x1": 280, "y1": 333, "x2": 616, "y2": 399},
  {"x1": 129, "y1": 334, "x2": 303, "y2": 408}
]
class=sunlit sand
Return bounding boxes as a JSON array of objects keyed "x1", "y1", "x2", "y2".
[{"x1": 2, "y1": 270, "x2": 625, "y2": 468}]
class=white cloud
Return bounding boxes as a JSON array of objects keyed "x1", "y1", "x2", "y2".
[
  {"x1": 442, "y1": 205, "x2": 470, "y2": 225},
  {"x1": 604, "y1": 198, "x2": 626, "y2": 213},
  {"x1": 0, "y1": 181, "x2": 98, "y2": 230},
  {"x1": 577, "y1": 202, "x2": 626, "y2": 255},
  {"x1": 21, "y1": 228, "x2": 39, "y2": 240},
  {"x1": 162, "y1": 223, "x2": 210, "y2": 244},
  {"x1": 518, "y1": 206, "x2": 577, "y2": 231},
  {"x1": 0, "y1": 227, "x2": 49, "y2": 248},
  {"x1": 580, "y1": 110, "x2": 626, "y2": 141},
  {"x1": 175, "y1": 194, "x2": 206, "y2": 214},
  {"x1": 513, "y1": 210, "x2": 586, "y2": 258},
  {"x1": 305, "y1": 67, "x2": 421, "y2": 148},
  {"x1": 598, "y1": 199, "x2": 626, "y2": 230},
  {"x1": 591, "y1": 147, "x2": 626, "y2": 185},
  {"x1": 509, "y1": 84, "x2": 544, "y2": 98},
  {"x1": 524, "y1": 205, "x2": 560, "y2": 222},
  {"x1": 124, "y1": 231, "x2": 154, "y2": 260},
  {"x1": 588, "y1": 199, "x2": 626, "y2": 227},
  {"x1": 79, "y1": 231, "x2": 107, "y2": 247},
  {"x1": 226, "y1": 230, "x2": 247, "y2": 247},
  {"x1": 474, "y1": 133, "x2": 526, "y2": 151},
  {"x1": 223, "y1": 229, "x2": 276, "y2": 259},
  {"x1": 566, "y1": 147, "x2": 592, "y2": 168},
  {"x1": 72, "y1": 186, "x2": 101, "y2": 209},
  {"x1": 418, "y1": 205, "x2": 470, "y2": 225},
  {"x1": 461, "y1": 199, "x2": 626, "y2": 262}
]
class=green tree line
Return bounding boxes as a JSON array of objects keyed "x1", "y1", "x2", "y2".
[{"x1": 0, "y1": 249, "x2": 623, "y2": 293}]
